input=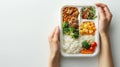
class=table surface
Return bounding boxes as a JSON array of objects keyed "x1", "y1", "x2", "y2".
[{"x1": 0, "y1": 0, "x2": 119, "y2": 67}]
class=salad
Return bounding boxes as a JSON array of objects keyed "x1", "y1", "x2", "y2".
[{"x1": 81, "y1": 6, "x2": 97, "y2": 20}]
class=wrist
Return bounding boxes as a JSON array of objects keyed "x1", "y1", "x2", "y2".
[
  {"x1": 49, "y1": 52, "x2": 60, "y2": 62},
  {"x1": 99, "y1": 31, "x2": 109, "y2": 36}
]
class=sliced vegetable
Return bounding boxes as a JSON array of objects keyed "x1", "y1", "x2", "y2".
[
  {"x1": 81, "y1": 6, "x2": 97, "y2": 20},
  {"x1": 80, "y1": 41, "x2": 97, "y2": 54},
  {"x1": 80, "y1": 49, "x2": 93, "y2": 54}
]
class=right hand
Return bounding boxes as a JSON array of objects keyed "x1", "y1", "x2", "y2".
[{"x1": 96, "y1": 3, "x2": 112, "y2": 34}]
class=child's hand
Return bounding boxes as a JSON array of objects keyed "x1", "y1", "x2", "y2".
[
  {"x1": 48, "y1": 26, "x2": 60, "y2": 58},
  {"x1": 96, "y1": 3, "x2": 112, "y2": 34}
]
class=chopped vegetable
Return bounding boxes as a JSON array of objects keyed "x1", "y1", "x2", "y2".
[
  {"x1": 82, "y1": 41, "x2": 91, "y2": 49},
  {"x1": 70, "y1": 30, "x2": 79, "y2": 39},
  {"x1": 69, "y1": 27, "x2": 76, "y2": 32},
  {"x1": 81, "y1": 6, "x2": 97, "y2": 20},
  {"x1": 79, "y1": 21, "x2": 96, "y2": 35},
  {"x1": 62, "y1": 22, "x2": 79, "y2": 39},
  {"x1": 62, "y1": 22, "x2": 69, "y2": 28},
  {"x1": 80, "y1": 49, "x2": 93, "y2": 54},
  {"x1": 80, "y1": 41, "x2": 97, "y2": 54},
  {"x1": 63, "y1": 28, "x2": 70, "y2": 35},
  {"x1": 69, "y1": 27, "x2": 79, "y2": 39}
]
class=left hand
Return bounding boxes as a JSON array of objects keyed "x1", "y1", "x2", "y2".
[{"x1": 48, "y1": 26, "x2": 60, "y2": 58}]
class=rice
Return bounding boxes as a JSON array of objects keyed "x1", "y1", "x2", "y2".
[
  {"x1": 62, "y1": 35, "x2": 95, "y2": 54},
  {"x1": 62, "y1": 35, "x2": 81, "y2": 54},
  {"x1": 79, "y1": 35, "x2": 95, "y2": 45}
]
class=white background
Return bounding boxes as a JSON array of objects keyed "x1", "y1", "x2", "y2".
[{"x1": 0, "y1": 0, "x2": 119, "y2": 67}]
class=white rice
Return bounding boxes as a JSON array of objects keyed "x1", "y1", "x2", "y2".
[
  {"x1": 62, "y1": 35, "x2": 95, "y2": 54},
  {"x1": 79, "y1": 35, "x2": 95, "y2": 45},
  {"x1": 62, "y1": 35, "x2": 81, "y2": 54}
]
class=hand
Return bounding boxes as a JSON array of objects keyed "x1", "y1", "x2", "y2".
[
  {"x1": 96, "y1": 3, "x2": 112, "y2": 34},
  {"x1": 48, "y1": 26, "x2": 60, "y2": 58}
]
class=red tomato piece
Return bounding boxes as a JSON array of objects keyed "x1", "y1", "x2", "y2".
[
  {"x1": 83, "y1": 11, "x2": 87, "y2": 15},
  {"x1": 82, "y1": 15, "x2": 87, "y2": 19},
  {"x1": 89, "y1": 46, "x2": 95, "y2": 51},
  {"x1": 91, "y1": 42, "x2": 97, "y2": 47}
]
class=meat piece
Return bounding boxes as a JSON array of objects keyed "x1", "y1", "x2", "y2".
[
  {"x1": 68, "y1": 17, "x2": 79, "y2": 29},
  {"x1": 66, "y1": 9, "x2": 73, "y2": 15},
  {"x1": 70, "y1": 22, "x2": 79, "y2": 29},
  {"x1": 72, "y1": 11, "x2": 79, "y2": 17},
  {"x1": 69, "y1": 17, "x2": 78, "y2": 24}
]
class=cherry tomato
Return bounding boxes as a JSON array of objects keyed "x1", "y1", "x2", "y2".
[
  {"x1": 83, "y1": 11, "x2": 87, "y2": 15},
  {"x1": 89, "y1": 46, "x2": 95, "y2": 51},
  {"x1": 82, "y1": 15, "x2": 87, "y2": 19},
  {"x1": 91, "y1": 42, "x2": 97, "y2": 47}
]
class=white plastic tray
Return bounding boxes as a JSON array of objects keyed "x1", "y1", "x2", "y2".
[{"x1": 60, "y1": 5, "x2": 99, "y2": 57}]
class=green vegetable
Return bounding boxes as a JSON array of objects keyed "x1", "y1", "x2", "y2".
[
  {"x1": 82, "y1": 41, "x2": 91, "y2": 49},
  {"x1": 63, "y1": 28, "x2": 70, "y2": 35},
  {"x1": 62, "y1": 22, "x2": 69, "y2": 28},
  {"x1": 62, "y1": 23, "x2": 79, "y2": 39},
  {"x1": 82, "y1": 6, "x2": 97, "y2": 20},
  {"x1": 71, "y1": 31, "x2": 79, "y2": 38},
  {"x1": 62, "y1": 22, "x2": 70, "y2": 35},
  {"x1": 69, "y1": 27, "x2": 79, "y2": 39},
  {"x1": 69, "y1": 27, "x2": 76, "y2": 32},
  {"x1": 88, "y1": 6, "x2": 96, "y2": 20}
]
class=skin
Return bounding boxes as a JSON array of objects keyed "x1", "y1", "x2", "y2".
[
  {"x1": 48, "y1": 26, "x2": 60, "y2": 67},
  {"x1": 96, "y1": 3, "x2": 114, "y2": 67},
  {"x1": 48, "y1": 3, "x2": 114, "y2": 67}
]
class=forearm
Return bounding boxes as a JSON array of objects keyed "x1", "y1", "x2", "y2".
[
  {"x1": 99, "y1": 32, "x2": 114, "y2": 67},
  {"x1": 49, "y1": 53, "x2": 60, "y2": 67}
]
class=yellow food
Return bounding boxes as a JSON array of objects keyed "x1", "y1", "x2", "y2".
[{"x1": 79, "y1": 21, "x2": 96, "y2": 35}]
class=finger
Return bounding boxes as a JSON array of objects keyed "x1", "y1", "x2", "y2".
[
  {"x1": 104, "y1": 6, "x2": 112, "y2": 20},
  {"x1": 48, "y1": 27, "x2": 57, "y2": 40},
  {"x1": 96, "y1": 3, "x2": 110, "y2": 12},
  {"x1": 96, "y1": 3, "x2": 107, "y2": 8},
  {"x1": 98, "y1": 7, "x2": 106, "y2": 19},
  {"x1": 96, "y1": 3, "x2": 112, "y2": 21},
  {"x1": 53, "y1": 26, "x2": 60, "y2": 41}
]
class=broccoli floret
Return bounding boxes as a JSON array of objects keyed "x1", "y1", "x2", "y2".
[
  {"x1": 69, "y1": 27, "x2": 79, "y2": 39},
  {"x1": 82, "y1": 41, "x2": 91, "y2": 49},
  {"x1": 63, "y1": 28, "x2": 70, "y2": 35},
  {"x1": 73, "y1": 31, "x2": 79, "y2": 38},
  {"x1": 62, "y1": 23, "x2": 79, "y2": 39},
  {"x1": 62, "y1": 22, "x2": 69, "y2": 28},
  {"x1": 69, "y1": 27, "x2": 76, "y2": 33}
]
